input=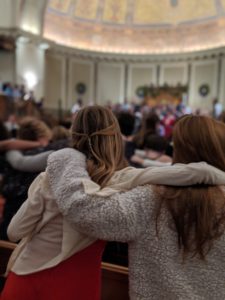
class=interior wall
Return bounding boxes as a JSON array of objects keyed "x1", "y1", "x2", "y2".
[
  {"x1": 16, "y1": 41, "x2": 45, "y2": 100},
  {"x1": 189, "y1": 59, "x2": 218, "y2": 110},
  {"x1": 45, "y1": 53, "x2": 65, "y2": 110},
  {"x1": 0, "y1": 51, "x2": 15, "y2": 82},
  {"x1": 20, "y1": 0, "x2": 47, "y2": 35},
  {"x1": 0, "y1": 0, "x2": 22, "y2": 28},
  {"x1": 159, "y1": 62, "x2": 188, "y2": 86},
  {"x1": 97, "y1": 63, "x2": 125, "y2": 104},
  {"x1": 219, "y1": 57, "x2": 225, "y2": 106},
  {"x1": 127, "y1": 64, "x2": 157, "y2": 100},
  {"x1": 42, "y1": 55, "x2": 221, "y2": 111},
  {"x1": 2, "y1": 43, "x2": 221, "y2": 112},
  {"x1": 68, "y1": 59, "x2": 94, "y2": 108}
]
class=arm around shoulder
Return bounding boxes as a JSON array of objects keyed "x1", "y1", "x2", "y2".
[
  {"x1": 6, "y1": 150, "x2": 53, "y2": 172},
  {"x1": 47, "y1": 148, "x2": 153, "y2": 242}
]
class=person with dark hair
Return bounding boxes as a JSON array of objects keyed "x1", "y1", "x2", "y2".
[
  {"x1": 117, "y1": 112, "x2": 135, "y2": 137},
  {"x1": 133, "y1": 112, "x2": 160, "y2": 149},
  {"x1": 117, "y1": 112, "x2": 136, "y2": 161},
  {"x1": 0, "y1": 121, "x2": 9, "y2": 141},
  {"x1": 131, "y1": 134, "x2": 172, "y2": 167},
  {"x1": 47, "y1": 115, "x2": 225, "y2": 299},
  {"x1": 144, "y1": 134, "x2": 168, "y2": 154}
]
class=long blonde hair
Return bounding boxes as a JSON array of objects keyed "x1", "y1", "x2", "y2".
[{"x1": 71, "y1": 105, "x2": 128, "y2": 187}]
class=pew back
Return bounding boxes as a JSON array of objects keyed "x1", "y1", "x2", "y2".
[
  {"x1": 0, "y1": 240, "x2": 129, "y2": 299},
  {"x1": 101, "y1": 262, "x2": 129, "y2": 300}
]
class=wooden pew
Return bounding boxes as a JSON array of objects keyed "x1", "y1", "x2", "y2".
[
  {"x1": 0, "y1": 240, "x2": 16, "y2": 291},
  {"x1": 101, "y1": 262, "x2": 129, "y2": 300},
  {"x1": 0, "y1": 240, "x2": 16, "y2": 275},
  {"x1": 0, "y1": 240, "x2": 129, "y2": 299},
  {"x1": 0, "y1": 95, "x2": 7, "y2": 121}
]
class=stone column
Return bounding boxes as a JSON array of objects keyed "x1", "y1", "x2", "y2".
[{"x1": 15, "y1": 39, "x2": 46, "y2": 100}]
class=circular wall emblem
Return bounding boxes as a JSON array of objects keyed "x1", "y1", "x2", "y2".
[
  {"x1": 136, "y1": 86, "x2": 148, "y2": 98},
  {"x1": 199, "y1": 84, "x2": 210, "y2": 97},
  {"x1": 75, "y1": 83, "x2": 86, "y2": 95}
]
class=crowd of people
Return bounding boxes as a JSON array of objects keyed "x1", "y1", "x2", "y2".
[
  {"x1": 0, "y1": 82, "x2": 44, "y2": 117},
  {"x1": 0, "y1": 82, "x2": 37, "y2": 103},
  {"x1": 0, "y1": 100, "x2": 224, "y2": 299}
]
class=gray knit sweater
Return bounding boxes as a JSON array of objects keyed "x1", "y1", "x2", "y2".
[{"x1": 47, "y1": 149, "x2": 225, "y2": 300}]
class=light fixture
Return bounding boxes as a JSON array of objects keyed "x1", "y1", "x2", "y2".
[{"x1": 24, "y1": 72, "x2": 38, "y2": 89}]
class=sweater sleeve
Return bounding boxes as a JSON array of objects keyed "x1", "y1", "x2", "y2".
[
  {"x1": 115, "y1": 162, "x2": 225, "y2": 189},
  {"x1": 6, "y1": 150, "x2": 53, "y2": 172},
  {"x1": 7, "y1": 173, "x2": 45, "y2": 242},
  {"x1": 142, "y1": 162, "x2": 225, "y2": 186},
  {"x1": 47, "y1": 149, "x2": 152, "y2": 242},
  {"x1": 142, "y1": 159, "x2": 171, "y2": 167},
  {"x1": 47, "y1": 149, "x2": 225, "y2": 242}
]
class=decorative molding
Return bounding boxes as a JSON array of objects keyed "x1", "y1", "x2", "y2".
[{"x1": 1, "y1": 28, "x2": 225, "y2": 63}]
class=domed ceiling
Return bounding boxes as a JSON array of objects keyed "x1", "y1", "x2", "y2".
[{"x1": 44, "y1": 0, "x2": 225, "y2": 54}]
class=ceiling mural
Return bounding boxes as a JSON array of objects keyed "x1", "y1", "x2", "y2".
[{"x1": 43, "y1": 0, "x2": 225, "y2": 54}]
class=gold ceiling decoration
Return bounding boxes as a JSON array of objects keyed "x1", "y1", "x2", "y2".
[{"x1": 44, "y1": 0, "x2": 225, "y2": 54}]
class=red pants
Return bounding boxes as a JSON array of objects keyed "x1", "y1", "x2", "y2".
[{"x1": 1, "y1": 240, "x2": 106, "y2": 300}]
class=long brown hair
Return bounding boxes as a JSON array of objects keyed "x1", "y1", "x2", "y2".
[
  {"x1": 157, "y1": 115, "x2": 225, "y2": 260},
  {"x1": 71, "y1": 105, "x2": 128, "y2": 187},
  {"x1": 133, "y1": 113, "x2": 159, "y2": 148}
]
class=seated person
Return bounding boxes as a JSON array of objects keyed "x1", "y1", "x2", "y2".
[
  {"x1": 0, "y1": 121, "x2": 41, "y2": 152},
  {"x1": 0, "y1": 117, "x2": 52, "y2": 240},
  {"x1": 117, "y1": 112, "x2": 136, "y2": 162},
  {"x1": 5, "y1": 124, "x2": 71, "y2": 173},
  {"x1": 131, "y1": 134, "x2": 172, "y2": 167},
  {"x1": 52, "y1": 125, "x2": 70, "y2": 142}
]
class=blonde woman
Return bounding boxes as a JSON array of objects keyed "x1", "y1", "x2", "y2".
[{"x1": 2, "y1": 108, "x2": 225, "y2": 300}]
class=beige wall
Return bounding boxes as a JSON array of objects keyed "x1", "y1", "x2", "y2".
[
  {"x1": 97, "y1": 63, "x2": 125, "y2": 104},
  {"x1": 189, "y1": 59, "x2": 218, "y2": 110},
  {"x1": 159, "y1": 62, "x2": 188, "y2": 86},
  {"x1": 0, "y1": 43, "x2": 222, "y2": 112},
  {"x1": 0, "y1": 51, "x2": 14, "y2": 82},
  {"x1": 68, "y1": 59, "x2": 94, "y2": 108},
  {"x1": 127, "y1": 64, "x2": 157, "y2": 100},
  {"x1": 43, "y1": 56, "x2": 221, "y2": 111},
  {"x1": 45, "y1": 53, "x2": 65, "y2": 110},
  {"x1": 0, "y1": 0, "x2": 21, "y2": 28},
  {"x1": 219, "y1": 58, "x2": 225, "y2": 106},
  {"x1": 16, "y1": 41, "x2": 45, "y2": 99}
]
